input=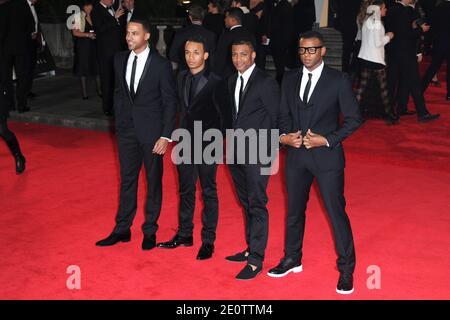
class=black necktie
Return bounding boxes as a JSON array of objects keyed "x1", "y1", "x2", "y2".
[
  {"x1": 238, "y1": 76, "x2": 244, "y2": 110},
  {"x1": 303, "y1": 73, "x2": 313, "y2": 103},
  {"x1": 130, "y1": 55, "x2": 137, "y2": 99}
]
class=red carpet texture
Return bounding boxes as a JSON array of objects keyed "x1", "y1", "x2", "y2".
[{"x1": 0, "y1": 83, "x2": 449, "y2": 300}]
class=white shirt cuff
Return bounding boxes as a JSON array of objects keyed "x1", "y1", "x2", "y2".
[{"x1": 161, "y1": 136, "x2": 172, "y2": 143}]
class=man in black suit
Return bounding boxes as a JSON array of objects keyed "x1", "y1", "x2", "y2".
[
  {"x1": 268, "y1": 0, "x2": 294, "y2": 83},
  {"x1": 385, "y1": 0, "x2": 440, "y2": 122},
  {"x1": 3, "y1": 0, "x2": 40, "y2": 113},
  {"x1": 96, "y1": 18, "x2": 177, "y2": 250},
  {"x1": 421, "y1": 0, "x2": 450, "y2": 100},
  {"x1": 204, "y1": 0, "x2": 225, "y2": 39},
  {"x1": 224, "y1": 39, "x2": 280, "y2": 280},
  {"x1": 214, "y1": 7, "x2": 256, "y2": 78},
  {"x1": 231, "y1": 0, "x2": 259, "y2": 39},
  {"x1": 169, "y1": 4, "x2": 216, "y2": 72},
  {"x1": 267, "y1": 31, "x2": 362, "y2": 295},
  {"x1": 91, "y1": 0, "x2": 126, "y2": 116},
  {"x1": 158, "y1": 35, "x2": 226, "y2": 260}
]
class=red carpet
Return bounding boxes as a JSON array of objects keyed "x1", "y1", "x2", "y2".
[{"x1": 1, "y1": 83, "x2": 449, "y2": 300}]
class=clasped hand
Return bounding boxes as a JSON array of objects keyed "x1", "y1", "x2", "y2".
[{"x1": 281, "y1": 129, "x2": 328, "y2": 149}]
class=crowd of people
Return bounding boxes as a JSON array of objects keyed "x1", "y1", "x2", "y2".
[{"x1": 0, "y1": 0, "x2": 448, "y2": 294}]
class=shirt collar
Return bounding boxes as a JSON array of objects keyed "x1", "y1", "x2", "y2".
[
  {"x1": 230, "y1": 25, "x2": 243, "y2": 31},
  {"x1": 238, "y1": 63, "x2": 256, "y2": 82},
  {"x1": 190, "y1": 67, "x2": 206, "y2": 79},
  {"x1": 302, "y1": 61, "x2": 324, "y2": 78},
  {"x1": 131, "y1": 46, "x2": 150, "y2": 59}
]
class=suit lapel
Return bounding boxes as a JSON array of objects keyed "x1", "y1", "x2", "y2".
[
  {"x1": 122, "y1": 51, "x2": 132, "y2": 103},
  {"x1": 134, "y1": 48, "x2": 153, "y2": 100},
  {"x1": 236, "y1": 67, "x2": 258, "y2": 119},
  {"x1": 228, "y1": 75, "x2": 238, "y2": 121}
]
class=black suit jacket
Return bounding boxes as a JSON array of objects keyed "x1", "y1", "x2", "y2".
[
  {"x1": 269, "y1": 0, "x2": 294, "y2": 47},
  {"x1": 278, "y1": 66, "x2": 362, "y2": 172},
  {"x1": 176, "y1": 69, "x2": 225, "y2": 133},
  {"x1": 214, "y1": 26, "x2": 256, "y2": 78},
  {"x1": 113, "y1": 49, "x2": 178, "y2": 144},
  {"x1": 385, "y1": 2, "x2": 423, "y2": 59},
  {"x1": 226, "y1": 67, "x2": 280, "y2": 132},
  {"x1": 3, "y1": 0, "x2": 36, "y2": 55},
  {"x1": 430, "y1": 1, "x2": 450, "y2": 53},
  {"x1": 91, "y1": 2, "x2": 125, "y2": 58},
  {"x1": 168, "y1": 24, "x2": 217, "y2": 70}
]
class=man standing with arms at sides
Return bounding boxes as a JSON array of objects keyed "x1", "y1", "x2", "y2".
[
  {"x1": 96, "y1": 19, "x2": 177, "y2": 251},
  {"x1": 268, "y1": 31, "x2": 362, "y2": 295},
  {"x1": 225, "y1": 38, "x2": 280, "y2": 280},
  {"x1": 158, "y1": 35, "x2": 226, "y2": 260}
]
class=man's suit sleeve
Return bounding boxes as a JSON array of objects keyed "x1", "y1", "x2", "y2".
[
  {"x1": 91, "y1": 7, "x2": 120, "y2": 35},
  {"x1": 160, "y1": 60, "x2": 178, "y2": 139},
  {"x1": 325, "y1": 73, "x2": 362, "y2": 148},
  {"x1": 113, "y1": 54, "x2": 124, "y2": 111},
  {"x1": 213, "y1": 79, "x2": 232, "y2": 132},
  {"x1": 260, "y1": 76, "x2": 281, "y2": 129},
  {"x1": 278, "y1": 73, "x2": 293, "y2": 135}
]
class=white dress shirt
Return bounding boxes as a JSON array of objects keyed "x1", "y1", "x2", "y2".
[
  {"x1": 234, "y1": 63, "x2": 256, "y2": 113},
  {"x1": 27, "y1": 0, "x2": 38, "y2": 33},
  {"x1": 299, "y1": 61, "x2": 324, "y2": 103},
  {"x1": 100, "y1": 1, "x2": 115, "y2": 17},
  {"x1": 127, "y1": 9, "x2": 134, "y2": 23},
  {"x1": 126, "y1": 46, "x2": 150, "y2": 94}
]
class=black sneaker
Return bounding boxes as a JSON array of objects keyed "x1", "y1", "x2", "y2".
[
  {"x1": 267, "y1": 257, "x2": 302, "y2": 278},
  {"x1": 336, "y1": 273, "x2": 354, "y2": 295}
]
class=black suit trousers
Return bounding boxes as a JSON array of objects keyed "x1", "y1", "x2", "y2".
[
  {"x1": 387, "y1": 55, "x2": 429, "y2": 116},
  {"x1": 284, "y1": 148, "x2": 356, "y2": 274},
  {"x1": 113, "y1": 128, "x2": 163, "y2": 236},
  {"x1": 421, "y1": 50, "x2": 450, "y2": 96},
  {"x1": 228, "y1": 163, "x2": 270, "y2": 268},
  {"x1": 176, "y1": 162, "x2": 219, "y2": 244}
]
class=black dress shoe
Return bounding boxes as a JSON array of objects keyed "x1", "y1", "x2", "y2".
[
  {"x1": 236, "y1": 264, "x2": 262, "y2": 280},
  {"x1": 15, "y1": 153, "x2": 26, "y2": 175},
  {"x1": 142, "y1": 234, "x2": 156, "y2": 250},
  {"x1": 196, "y1": 243, "x2": 214, "y2": 260},
  {"x1": 103, "y1": 110, "x2": 113, "y2": 117},
  {"x1": 399, "y1": 110, "x2": 416, "y2": 116},
  {"x1": 82, "y1": 96, "x2": 88, "y2": 100},
  {"x1": 157, "y1": 234, "x2": 193, "y2": 249},
  {"x1": 418, "y1": 113, "x2": 440, "y2": 123},
  {"x1": 336, "y1": 272, "x2": 354, "y2": 295},
  {"x1": 96, "y1": 231, "x2": 131, "y2": 246},
  {"x1": 384, "y1": 113, "x2": 399, "y2": 125},
  {"x1": 267, "y1": 257, "x2": 302, "y2": 278},
  {"x1": 225, "y1": 249, "x2": 249, "y2": 262}
]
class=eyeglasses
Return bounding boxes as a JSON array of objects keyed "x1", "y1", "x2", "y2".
[{"x1": 298, "y1": 46, "x2": 323, "y2": 55}]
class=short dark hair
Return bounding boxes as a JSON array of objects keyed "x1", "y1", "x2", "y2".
[
  {"x1": 225, "y1": 7, "x2": 244, "y2": 24},
  {"x1": 129, "y1": 17, "x2": 151, "y2": 33},
  {"x1": 188, "y1": 4, "x2": 205, "y2": 22},
  {"x1": 185, "y1": 34, "x2": 210, "y2": 53},
  {"x1": 299, "y1": 30, "x2": 325, "y2": 46},
  {"x1": 231, "y1": 38, "x2": 256, "y2": 52},
  {"x1": 208, "y1": 0, "x2": 222, "y2": 10}
]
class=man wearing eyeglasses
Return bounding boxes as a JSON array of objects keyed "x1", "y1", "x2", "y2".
[{"x1": 269, "y1": 31, "x2": 362, "y2": 295}]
